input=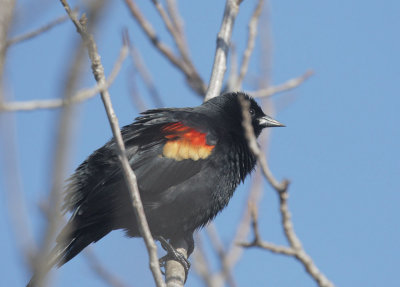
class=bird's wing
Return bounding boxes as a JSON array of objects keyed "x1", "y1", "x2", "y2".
[{"x1": 62, "y1": 108, "x2": 218, "y2": 215}]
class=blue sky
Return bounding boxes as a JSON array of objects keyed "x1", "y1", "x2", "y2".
[{"x1": 1, "y1": 0, "x2": 399, "y2": 286}]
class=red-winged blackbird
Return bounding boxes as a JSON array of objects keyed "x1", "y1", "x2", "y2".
[{"x1": 28, "y1": 92, "x2": 283, "y2": 285}]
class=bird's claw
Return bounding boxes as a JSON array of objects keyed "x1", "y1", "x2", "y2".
[{"x1": 157, "y1": 236, "x2": 190, "y2": 282}]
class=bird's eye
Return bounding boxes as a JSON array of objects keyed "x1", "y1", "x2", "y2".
[{"x1": 249, "y1": 108, "x2": 256, "y2": 117}]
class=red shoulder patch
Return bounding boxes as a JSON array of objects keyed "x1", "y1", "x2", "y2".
[{"x1": 162, "y1": 122, "x2": 215, "y2": 161}]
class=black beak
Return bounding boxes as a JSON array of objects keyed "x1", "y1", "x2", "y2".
[{"x1": 258, "y1": 115, "x2": 285, "y2": 128}]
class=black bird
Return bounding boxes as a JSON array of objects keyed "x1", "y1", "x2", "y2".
[{"x1": 28, "y1": 92, "x2": 283, "y2": 285}]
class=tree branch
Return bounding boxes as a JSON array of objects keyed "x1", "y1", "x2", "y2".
[
  {"x1": 85, "y1": 249, "x2": 131, "y2": 287},
  {"x1": 31, "y1": 27, "x2": 85, "y2": 287},
  {"x1": 235, "y1": 0, "x2": 264, "y2": 89},
  {"x1": 150, "y1": 0, "x2": 204, "y2": 95},
  {"x1": 238, "y1": 203, "x2": 295, "y2": 256},
  {"x1": 192, "y1": 234, "x2": 215, "y2": 287},
  {"x1": 165, "y1": 0, "x2": 186, "y2": 43},
  {"x1": 6, "y1": 9, "x2": 77, "y2": 47},
  {"x1": 27, "y1": 3, "x2": 108, "y2": 286},
  {"x1": 238, "y1": 95, "x2": 335, "y2": 287},
  {"x1": 124, "y1": 0, "x2": 206, "y2": 96},
  {"x1": 0, "y1": 0, "x2": 15, "y2": 102},
  {"x1": 0, "y1": 45, "x2": 128, "y2": 112},
  {"x1": 250, "y1": 70, "x2": 314, "y2": 98},
  {"x1": 150, "y1": 0, "x2": 189, "y2": 65},
  {"x1": 123, "y1": 30, "x2": 163, "y2": 108},
  {"x1": 164, "y1": 238, "x2": 188, "y2": 287},
  {"x1": 124, "y1": 0, "x2": 182, "y2": 69},
  {"x1": 205, "y1": 224, "x2": 237, "y2": 287},
  {"x1": 0, "y1": 112, "x2": 36, "y2": 270},
  {"x1": 59, "y1": 1, "x2": 165, "y2": 286},
  {"x1": 204, "y1": 0, "x2": 242, "y2": 101}
]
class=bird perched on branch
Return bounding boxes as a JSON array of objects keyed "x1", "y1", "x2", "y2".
[{"x1": 27, "y1": 92, "x2": 283, "y2": 286}]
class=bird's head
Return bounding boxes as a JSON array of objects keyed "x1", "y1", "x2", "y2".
[{"x1": 203, "y1": 92, "x2": 284, "y2": 138}]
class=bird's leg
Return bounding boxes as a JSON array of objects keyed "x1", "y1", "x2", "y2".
[{"x1": 156, "y1": 236, "x2": 191, "y2": 281}]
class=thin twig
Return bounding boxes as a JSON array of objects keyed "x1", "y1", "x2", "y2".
[
  {"x1": 192, "y1": 233, "x2": 215, "y2": 287},
  {"x1": 59, "y1": 1, "x2": 165, "y2": 286},
  {"x1": 226, "y1": 43, "x2": 238, "y2": 92},
  {"x1": 240, "y1": 96, "x2": 288, "y2": 191},
  {"x1": 0, "y1": 45, "x2": 128, "y2": 112},
  {"x1": 238, "y1": 96, "x2": 335, "y2": 287},
  {"x1": 0, "y1": 0, "x2": 34, "y2": 275},
  {"x1": 165, "y1": 0, "x2": 187, "y2": 46},
  {"x1": 205, "y1": 225, "x2": 237, "y2": 287},
  {"x1": 151, "y1": 0, "x2": 199, "y2": 92},
  {"x1": 238, "y1": 203, "x2": 295, "y2": 255},
  {"x1": 162, "y1": 0, "x2": 207, "y2": 96},
  {"x1": 206, "y1": 134, "x2": 268, "y2": 287},
  {"x1": 85, "y1": 249, "x2": 130, "y2": 287},
  {"x1": 235, "y1": 0, "x2": 264, "y2": 89},
  {"x1": 0, "y1": 0, "x2": 15, "y2": 102},
  {"x1": 124, "y1": 0, "x2": 182, "y2": 69},
  {"x1": 0, "y1": 112, "x2": 36, "y2": 269},
  {"x1": 127, "y1": 69, "x2": 147, "y2": 112},
  {"x1": 29, "y1": 3, "x2": 108, "y2": 286},
  {"x1": 223, "y1": 153, "x2": 265, "y2": 263},
  {"x1": 124, "y1": 0, "x2": 206, "y2": 96},
  {"x1": 205, "y1": 0, "x2": 242, "y2": 101},
  {"x1": 32, "y1": 29, "x2": 86, "y2": 287},
  {"x1": 6, "y1": 9, "x2": 77, "y2": 47},
  {"x1": 123, "y1": 30, "x2": 163, "y2": 108},
  {"x1": 250, "y1": 70, "x2": 314, "y2": 98},
  {"x1": 150, "y1": 0, "x2": 190, "y2": 65}
]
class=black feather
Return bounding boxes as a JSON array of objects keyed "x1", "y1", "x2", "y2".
[{"x1": 27, "y1": 92, "x2": 282, "y2": 286}]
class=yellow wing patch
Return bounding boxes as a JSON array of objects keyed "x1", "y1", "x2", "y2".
[{"x1": 162, "y1": 122, "x2": 215, "y2": 161}]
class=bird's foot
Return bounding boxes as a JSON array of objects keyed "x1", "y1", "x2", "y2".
[{"x1": 157, "y1": 236, "x2": 190, "y2": 281}]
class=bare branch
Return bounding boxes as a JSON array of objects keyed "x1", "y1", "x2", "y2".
[
  {"x1": 205, "y1": 0, "x2": 242, "y2": 101},
  {"x1": 250, "y1": 70, "x2": 314, "y2": 98},
  {"x1": 205, "y1": 224, "x2": 237, "y2": 287},
  {"x1": 278, "y1": 191, "x2": 334, "y2": 287},
  {"x1": 59, "y1": 1, "x2": 165, "y2": 286},
  {"x1": 32, "y1": 37, "x2": 84, "y2": 287},
  {"x1": 29, "y1": 3, "x2": 109, "y2": 286},
  {"x1": 165, "y1": 0, "x2": 186, "y2": 41},
  {"x1": 238, "y1": 96, "x2": 335, "y2": 287},
  {"x1": 194, "y1": 156, "x2": 268, "y2": 287},
  {"x1": 221, "y1": 172, "x2": 261, "y2": 267},
  {"x1": 127, "y1": 69, "x2": 148, "y2": 112},
  {"x1": 123, "y1": 30, "x2": 163, "y2": 108},
  {"x1": 150, "y1": 0, "x2": 190, "y2": 64},
  {"x1": 192, "y1": 234, "x2": 215, "y2": 287},
  {"x1": 239, "y1": 96, "x2": 288, "y2": 191},
  {"x1": 235, "y1": 0, "x2": 264, "y2": 89},
  {"x1": 124, "y1": 0, "x2": 182, "y2": 68},
  {"x1": 151, "y1": 0, "x2": 200, "y2": 90},
  {"x1": 0, "y1": 113, "x2": 36, "y2": 269},
  {"x1": 6, "y1": 9, "x2": 77, "y2": 47},
  {"x1": 226, "y1": 43, "x2": 238, "y2": 91},
  {"x1": 237, "y1": 203, "x2": 295, "y2": 256},
  {"x1": 0, "y1": 45, "x2": 128, "y2": 112},
  {"x1": 85, "y1": 249, "x2": 130, "y2": 287},
  {"x1": 162, "y1": 0, "x2": 208, "y2": 97},
  {"x1": 164, "y1": 238, "x2": 188, "y2": 287},
  {"x1": 124, "y1": 0, "x2": 206, "y2": 96},
  {"x1": 206, "y1": 103, "x2": 271, "y2": 287},
  {"x1": 0, "y1": 0, "x2": 15, "y2": 101}
]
